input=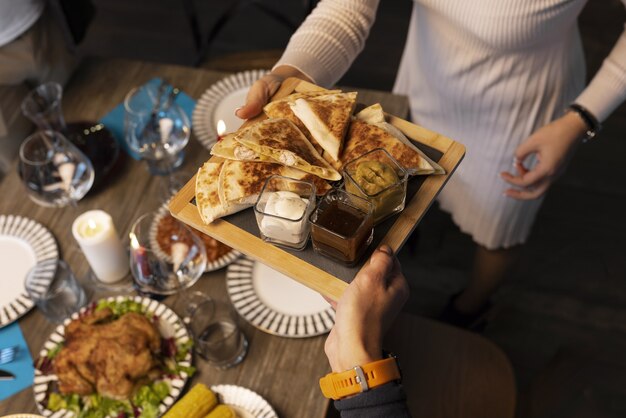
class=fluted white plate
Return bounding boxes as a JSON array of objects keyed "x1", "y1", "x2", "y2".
[
  {"x1": 33, "y1": 296, "x2": 192, "y2": 417},
  {"x1": 0, "y1": 215, "x2": 58, "y2": 328},
  {"x1": 192, "y1": 69, "x2": 269, "y2": 150},
  {"x1": 226, "y1": 256, "x2": 334, "y2": 338},
  {"x1": 212, "y1": 384, "x2": 278, "y2": 418}
]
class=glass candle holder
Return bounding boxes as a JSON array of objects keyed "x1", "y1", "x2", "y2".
[
  {"x1": 343, "y1": 148, "x2": 408, "y2": 225},
  {"x1": 254, "y1": 175, "x2": 316, "y2": 251},
  {"x1": 309, "y1": 188, "x2": 374, "y2": 266}
]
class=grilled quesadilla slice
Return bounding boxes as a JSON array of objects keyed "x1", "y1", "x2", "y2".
[
  {"x1": 210, "y1": 133, "x2": 274, "y2": 162},
  {"x1": 195, "y1": 159, "x2": 248, "y2": 224},
  {"x1": 220, "y1": 160, "x2": 332, "y2": 206},
  {"x1": 342, "y1": 119, "x2": 436, "y2": 175},
  {"x1": 290, "y1": 92, "x2": 357, "y2": 162},
  {"x1": 233, "y1": 118, "x2": 341, "y2": 181},
  {"x1": 263, "y1": 90, "x2": 341, "y2": 154},
  {"x1": 354, "y1": 104, "x2": 445, "y2": 175}
]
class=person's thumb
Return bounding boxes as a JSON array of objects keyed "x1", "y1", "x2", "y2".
[
  {"x1": 359, "y1": 245, "x2": 395, "y2": 288},
  {"x1": 235, "y1": 75, "x2": 283, "y2": 120}
]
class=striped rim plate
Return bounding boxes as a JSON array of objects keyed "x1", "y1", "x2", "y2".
[
  {"x1": 212, "y1": 384, "x2": 278, "y2": 418},
  {"x1": 226, "y1": 256, "x2": 335, "y2": 338},
  {"x1": 192, "y1": 69, "x2": 269, "y2": 151},
  {"x1": 33, "y1": 296, "x2": 192, "y2": 417},
  {"x1": 0, "y1": 215, "x2": 58, "y2": 328},
  {"x1": 150, "y1": 201, "x2": 241, "y2": 272}
]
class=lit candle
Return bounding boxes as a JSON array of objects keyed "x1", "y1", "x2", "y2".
[
  {"x1": 216, "y1": 119, "x2": 226, "y2": 142},
  {"x1": 72, "y1": 210, "x2": 129, "y2": 283}
]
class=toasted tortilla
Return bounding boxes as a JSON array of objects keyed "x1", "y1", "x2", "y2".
[
  {"x1": 263, "y1": 90, "x2": 341, "y2": 154},
  {"x1": 233, "y1": 118, "x2": 341, "y2": 181},
  {"x1": 220, "y1": 160, "x2": 331, "y2": 206},
  {"x1": 354, "y1": 104, "x2": 445, "y2": 175},
  {"x1": 210, "y1": 133, "x2": 274, "y2": 162},
  {"x1": 290, "y1": 92, "x2": 357, "y2": 162},
  {"x1": 342, "y1": 119, "x2": 436, "y2": 175},
  {"x1": 195, "y1": 159, "x2": 249, "y2": 224}
]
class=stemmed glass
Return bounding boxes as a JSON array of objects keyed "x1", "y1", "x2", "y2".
[
  {"x1": 129, "y1": 211, "x2": 209, "y2": 320},
  {"x1": 19, "y1": 130, "x2": 94, "y2": 207},
  {"x1": 124, "y1": 84, "x2": 190, "y2": 176}
]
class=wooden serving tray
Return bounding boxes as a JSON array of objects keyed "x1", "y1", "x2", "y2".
[{"x1": 170, "y1": 78, "x2": 465, "y2": 301}]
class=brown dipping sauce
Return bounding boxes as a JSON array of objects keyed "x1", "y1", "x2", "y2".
[{"x1": 310, "y1": 200, "x2": 373, "y2": 265}]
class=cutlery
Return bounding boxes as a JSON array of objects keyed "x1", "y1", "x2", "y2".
[
  {"x1": 0, "y1": 369, "x2": 15, "y2": 381},
  {"x1": 0, "y1": 345, "x2": 18, "y2": 364}
]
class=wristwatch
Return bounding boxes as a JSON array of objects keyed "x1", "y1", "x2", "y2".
[
  {"x1": 319, "y1": 356, "x2": 402, "y2": 400},
  {"x1": 567, "y1": 103, "x2": 602, "y2": 142}
]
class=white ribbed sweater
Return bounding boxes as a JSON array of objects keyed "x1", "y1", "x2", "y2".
[{"x1": 275, "y1": 0, "x2": 626, "y2": 249}]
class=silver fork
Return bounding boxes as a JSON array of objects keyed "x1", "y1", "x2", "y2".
[{"x1": 0, "y1": 346, "x2": 18, "y2": 364}]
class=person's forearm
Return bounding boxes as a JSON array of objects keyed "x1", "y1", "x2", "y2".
[
  {"x1": 574, "y1": 0, "x2": 626, "y2": 122},
  {"x1": 274, "y1": 0, "x2": 380, "y2": 87}
]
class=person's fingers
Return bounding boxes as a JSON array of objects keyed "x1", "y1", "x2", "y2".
[
  {"x1": 500, "y1": 162, "x2": 551, "y2": 188},
  {"x1": 504, "y1": 177, "x2": 551, "y2": 200},
  {"x1": 235, "y1": 75, "x2": 283, "y2": 120},
  {"x1": 514, "y1": 136, "x2": 541, "y2": 162},
  {"x1": 358, "y1": 246, "x2": 395, "y2": 288}
]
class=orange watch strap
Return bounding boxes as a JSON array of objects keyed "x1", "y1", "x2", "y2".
[{"x1": 319, "y1": 357, "x2": 401, "y2": 400}]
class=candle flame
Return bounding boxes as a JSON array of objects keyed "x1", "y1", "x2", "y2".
[
  {"x1": 129, "y1": 232, "x2": 140, "y2": 249},
  {"x1": 217, "y1": 119, "x2": 226, "y2": 136},
  {"x1": 87, "y1": 219, "x2": 98, "y2": 230}
]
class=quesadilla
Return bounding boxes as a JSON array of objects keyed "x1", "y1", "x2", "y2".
[
  {"x1": 210, "y1": 133, "x2": 274, "y2": 162},
  {"x1": 233, "y1": 118, "x2": 341, "y2": 181},
  {"x1": 353, "y1": 104, "x2": 445, "y2": 175},
  {"x1": 342, "y1": 119, "x2": 436, "y2": 175},
  {"x1": 263, "y1": 90, "x2": 341, "y2": 154},
  {"x1": 290, "y1": 92, "x2": 357, "y2": 162},
  {"x1": 219, "y1": 160, "x2": 332, "y2": 206},
  {"x1": 195, "y1": 159, "x2": 249, "y2": 224}
]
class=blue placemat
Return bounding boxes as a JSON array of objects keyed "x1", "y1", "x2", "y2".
[
  {"x1": 0, "y1": 323, "x2": 34, "y2": 401},
  {"x1": 100, "y1": 78, "x2": 196, "y2": 160}
]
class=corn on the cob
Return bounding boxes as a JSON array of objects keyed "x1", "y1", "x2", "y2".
[
  {"x1": 204, "y1": 404, "x2": 237, "y2": 418},
  {"x1": 164, "y1": 383, "x2": 218, "y2": 418}
]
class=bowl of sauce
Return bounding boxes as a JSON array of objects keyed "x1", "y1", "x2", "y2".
[
  {"x1": 309, "y1": 188, "x2": 373, "y2": 265},
  {"x1": 343, "y1": 148, "x2": 408, "y2": 224}
]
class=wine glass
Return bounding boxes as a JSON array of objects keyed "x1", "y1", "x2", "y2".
[
  {"x1": 129, "y1": 211, "x2": 208, "y2": 319},
  {"x1": 19, "y1": 130, "x2": 94, "y2": 207},
  {"x1": 124, "y1": 84, "x2": 190, "y2": 176}
]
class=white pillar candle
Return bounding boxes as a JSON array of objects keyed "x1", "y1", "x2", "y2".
[{"x1": 72, "y1": 210, "x2": 129, "y2": 283}]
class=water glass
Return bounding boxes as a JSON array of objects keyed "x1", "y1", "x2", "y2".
[
  {"x1": 19, "y1": 130, "x2": 94, "y2": 207},
  {"x1": 20, "y1": 82, "x2": 67, "y2": 132},
  {"x1": 24, "y1": 260, "x2": 88, "y2": 323},
  {"x1": 129, "y1": 211, "x2": 206, "y2": 296},
  {"x1": 189, "y1": 299, "x2": 248, "y2": 369},
  {"x1": 124, "y1": 84, "x2": 190, "y2": 175}
]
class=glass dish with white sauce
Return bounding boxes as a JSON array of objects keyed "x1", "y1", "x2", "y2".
[{"x1": 254, "y1": 175, "x2": 316, "y2": 250}]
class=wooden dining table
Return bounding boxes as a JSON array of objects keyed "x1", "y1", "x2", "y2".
[
  {"x1": 0, "y1": 57, "x2": 517, "y2": 418},
  {"x1": 0, "y1": 57, "x2": 411, "y2": 417}
]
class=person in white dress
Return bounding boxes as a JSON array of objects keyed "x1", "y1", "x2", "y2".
[{"x1": 237, "y1": 0, "x2": 626, "y2": 326}]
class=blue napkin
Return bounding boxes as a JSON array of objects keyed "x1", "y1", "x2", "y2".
[
  {"x1": 0, "y1": 323, "x2": 34, "y2": 401},
  {"x1": 99, "y1": 77, "x2": 196, "y2": 160}
]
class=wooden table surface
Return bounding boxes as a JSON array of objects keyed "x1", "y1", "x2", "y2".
[{"x1": 0, "y1": 58, "x2": 410, "y2": 417}]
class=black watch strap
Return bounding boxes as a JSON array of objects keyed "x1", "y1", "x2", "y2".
[{"x1": 568, "y1": 103, "x2": 602, "y2": 142}]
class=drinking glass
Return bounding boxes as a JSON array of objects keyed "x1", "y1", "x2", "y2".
[
  {"x1": 189, "y1": 299, "x2": 248, "y2": 369},
  {"x1": 24, "y1": 260, "x2": 88, "y2": 323},
  {"x1": 19, "y1": 130, "x2": 94, "y2": 207},
  {"x1": 20, "y1": 82, "x2": 66, "y2": 132},
  {"x1": 124, "y1": 84, "x2": 190, "y2": 175},
  {"x1": 129, "y1": 212, "x2": 206, "y2": 302}
]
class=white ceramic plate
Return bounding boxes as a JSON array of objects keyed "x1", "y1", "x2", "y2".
[
  {"x1": 33, "y1": 296, "x2": 192, "y2": 417},
  {"x1": 150, "y1": 201, "x2": 241, "y2": 272},
  {"x1": 0, "y1": 215, "x2": 58, "y2": 328},
  {"x1": 227, "y1": 256, "x2": 335, "y2": 338},
  {"x1": 192, "y1": 69, "x2": 269, "y2": 150},
  {"x1": 212, "y1": 384, "x2": 278, "y2": 418}
]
